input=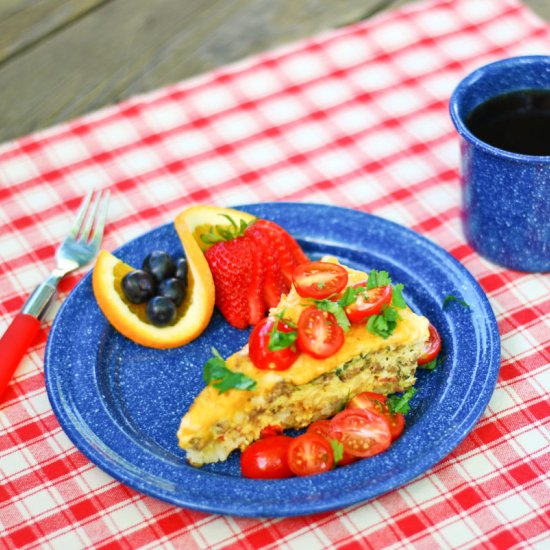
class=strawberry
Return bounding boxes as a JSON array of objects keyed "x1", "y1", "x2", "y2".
[
  {"x1": 205, "y1": 236, "x2": 253, "y2": 329},
  {"x1": 202, "y1": 215, "x2": 309, "y2": 328}
]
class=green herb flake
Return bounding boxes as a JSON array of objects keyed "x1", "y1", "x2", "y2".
[
  {"x1": 419, "y1": 357, "x2": 438, "y2": 371},
  {"x1": 366, "y1": 269, "x2": 392, "y2": 290},
  {"x1": 391, "y1": 283, "x2": 407, "y2": 309},
  {"x1": 268, "y1": 313, "x2": 298, "y2": 352},
  {"x1": 443, "y1": 295, "x2": 470, "y2": 309},
  {"x1": 339, "y1": 286, "x2": 358, "y2": 307},
  {"x1": 419, "y1": 353, "x2": 445, "y2": 371},
  {"x1": 314, "y1": 299, "x2": 351, "y2": 332},
  {"x1": 313, "y1": 286, "x2": 362, "y2": 331},
  {"x1": 203, "y1": 347, "x2": 257, "y2": 394},
  {"x1": 387, "y1": 387, "x2": 416, "y2": 415},
  {"x1": 366, "y1": 305, "x2": 401, "y2": 339},
  {"x1": 329, "y1": 439, "x2": 344, "y2": 464}
]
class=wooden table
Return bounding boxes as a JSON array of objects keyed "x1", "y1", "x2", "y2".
[{"x1": 0, "y1": 0, "x2": 548, "y2": 144}]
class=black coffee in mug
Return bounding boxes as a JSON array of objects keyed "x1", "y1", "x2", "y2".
[{"x1": 466, "y1": 89, "x2": 550, "y2": 156}]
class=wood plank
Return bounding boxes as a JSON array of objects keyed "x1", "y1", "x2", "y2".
[
  {"x1": 0, "y1": 0, "x2": 394, "y2": 142},
  {"x1": 525, "y1": 0, "x2": 550, "y2": 21},
  {"x1": 0, "y1": 0, "x2": 108, "y2": 64}
]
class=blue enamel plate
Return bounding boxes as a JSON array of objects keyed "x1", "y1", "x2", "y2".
[{"x1": 45, "y1": 203, "x2": 500, "y2": 517}]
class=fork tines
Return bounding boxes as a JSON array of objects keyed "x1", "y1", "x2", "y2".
[{"x1": 70, "y1": 189, "x2": 110, "y2": 244}]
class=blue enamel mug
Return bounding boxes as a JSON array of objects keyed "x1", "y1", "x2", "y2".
[{"x1": 450, "y1": 55, "x2": 550, "y2": 272}]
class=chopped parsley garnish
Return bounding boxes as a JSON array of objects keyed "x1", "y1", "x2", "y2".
[
  {"x1": 329, "y1": 439, "x2": 344, "y2": 464},
  {"x1": 268, "y1": 311, "x2": 297, "y2": 352},
  {"x1": 419, "y1": 357, "x2": 437, "y2": 371},
  {"x1": 366, "y1": 269, "x2": 392, "y2": 290},
  {"x1": 366, "y1": 304, "x2": 401, "y2": 339},
  {"x1": 387, "y1": 388, "x2": 416, "y2": 415},
  {"x1": 314, "y1": 295, "x2": 352, "y2": 331},
  {"x1": 443, "y1": 295, "x2": 470, "y2": 309},
  {"x1": 203, "y1": 348, "x2": 257, "y2": 393},
  {"x1": 391, "y1": 283, "x2": 407, "y2": 309},
  {"x1": 338, "y1": 286, "x2": 358, "y2": 307},
  {"x1": 419, "y1": 353, "x2": 445, "y2": 371}
]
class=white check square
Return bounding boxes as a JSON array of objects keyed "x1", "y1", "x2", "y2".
[
  {"x1": 307, "y1": 79, "x2": 353, "y2": 109},
  {"x1": 164, "y1": 131, "x2": 212, "y2": 158},
  {"x1": 212, "y1": 112, "x2": 261, "y2": 142},
  {"x1": 327, "y1": 37, "x2": 374, "y2": 67}
]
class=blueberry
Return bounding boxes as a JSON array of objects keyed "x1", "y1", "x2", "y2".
[
  {"x1": 142, "y1": 251, "x2": 176, "y2": 283},
  {"x1": 158, "y1": 277, "x2": 186, "y2": 307},
  {"x1": 121, "y1": 270, "x2": 156, "y2": 304},
  {"x1": 146, "y1": 296, "x2": 176, "y2": 326},
  {"x1": 175, "y1": 257, "x2": 188, "y2": 286}
]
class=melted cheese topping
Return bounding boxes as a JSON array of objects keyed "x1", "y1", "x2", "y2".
[{"x1": 178, "y1": 259, "x2": 429, "y2": 446}]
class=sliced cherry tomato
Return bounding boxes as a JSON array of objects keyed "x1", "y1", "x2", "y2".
[
  {"x1": 287, "y1": 433, "x2": 334, "y2": 476},
  {"x1": 347, "y1": 392, "x2": 405, "y2": 441},
  {"x1": 292, "y1": 261, "x2": 348, "y2": 299},
  {"x1": 347, "y1": 391, "x2": 388, "y2": 414},
  {"x1": 249, "y1": 317, "x2": 299, "y2": 371},
  {"x1": 297, "y1": 307, "x2": 345, "y2": 359},
  {"x1": 260, "y1": 425, "x2": 284, "y2": 438},
  {"x1": 240, "y1": 436, "x2": 294, "y2": 479},
  {"x1": 329, "y1": 409, "x2": 391, "y2": 458},
  {"x1": 307, "y1": 420, "x2": 357, "y2": 466},
  {"x1": 385, "y1": 410, "x2": 405, "y2": 441},
  {"x1": 344, "y1": 283, "x2": 393, "y2": 324},
  {"x1": 417, "y1": 323, "x2": 442, "y2": 365}
]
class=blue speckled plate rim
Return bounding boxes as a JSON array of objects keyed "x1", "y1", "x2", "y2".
[{"x1": 45, "y1": 202, "x2": 501, "y2": 517}]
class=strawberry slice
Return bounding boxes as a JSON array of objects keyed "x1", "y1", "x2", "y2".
[
  {"x1": 281, "y1": 227, "x2": 308, "y2": 266},
  {"x1": 249, "y1": 220, "x2": 305, "y2": 286},
  {"x1": 245, "y1": 223, "x2": 288, "y2": 309},
  {"x1": 205, "y1": 237, "x2": 253, "y2": 329},
  {"x1": 247, "y1": 237, "x2": 266, "y2": 325}
]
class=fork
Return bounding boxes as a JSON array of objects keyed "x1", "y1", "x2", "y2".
[{"x1": 0, "y1": 190, "x2": 110, "y2": 400}]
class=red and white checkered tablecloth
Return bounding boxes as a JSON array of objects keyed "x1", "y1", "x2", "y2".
[{"x1": 1, "y1": 0, "x2": 549, "y2": 547}]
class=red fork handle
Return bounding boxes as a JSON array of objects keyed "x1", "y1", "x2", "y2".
[{"x1": 0, "y1": 313, "x2": 41, "y2": 401}]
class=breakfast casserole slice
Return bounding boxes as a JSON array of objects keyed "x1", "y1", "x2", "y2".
[{"x1": 178, "y1": 259, "x2": 430, "y2": 466}]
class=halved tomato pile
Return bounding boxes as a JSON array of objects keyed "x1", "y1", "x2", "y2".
[{"x1": 240, "y1": 389, "x2": 413, "y2": 479}]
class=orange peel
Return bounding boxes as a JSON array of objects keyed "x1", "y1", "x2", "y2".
[{"x1": 92, "y1": 205, "x2": 255, "y2": 349}]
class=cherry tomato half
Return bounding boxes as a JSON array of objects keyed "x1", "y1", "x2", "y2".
[
  {"x1": 347, "y1": 392, "x2": 405, "y2": 441},
  {"x1": 417, "y1": 323, "x2": 442, "y2": 365},
  {"x1": 307, "y1": 420, "x2": 357, "y2": 466},
  {"x1": 287, "y1": 433, "x2": 334, "y2": 476},
  {"x1": 297, "y1": 307, "x2": 345, "y2": 359},
  {"x1": 344, "y1": 283, "x2": 393, "y2": 324},
  {"x1": 329, "y1": 409, "x2": 391, "y2": 458},
  {"x1": 240, "y1": 436, "x2": 294, "y2": 479},
  {"x1": 292, "y1": 261, "x2": 349, "y2": 299},
  {"x1": 249, "y1": 317, "x2": 299, "y2": 371}
]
